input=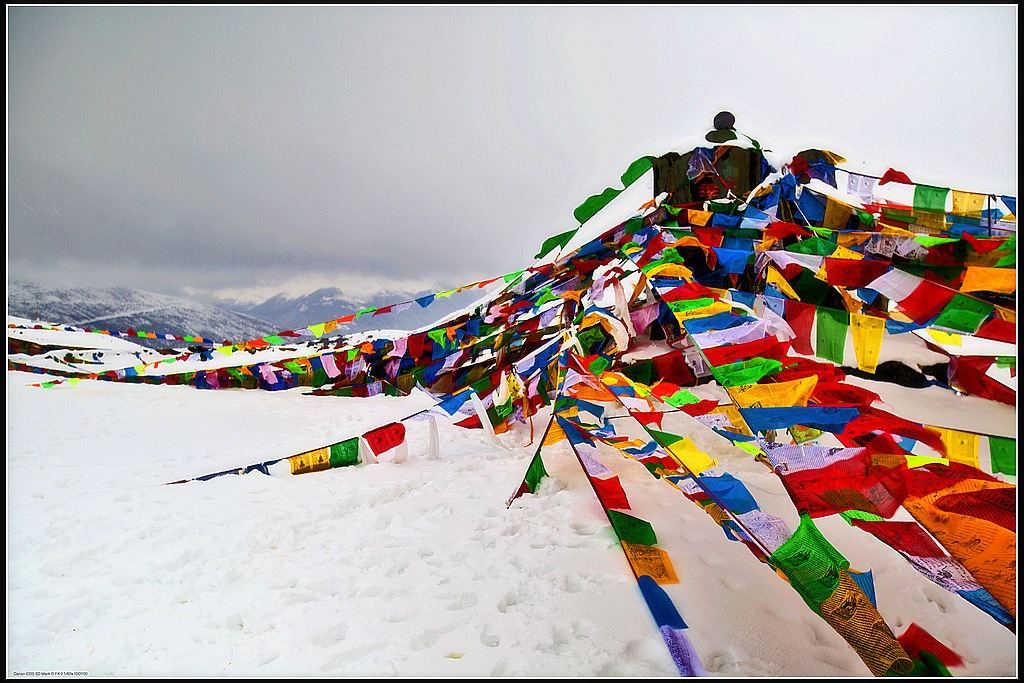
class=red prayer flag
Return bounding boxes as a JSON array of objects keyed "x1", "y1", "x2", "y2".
[
  {"x1": 766, "y1": 221, "x2": 811, "y2": 240},
  {"x1": 975, "y1": 317, "x2": 1016, "y2": 344},
  {"x1": 702, "y1": 337, "x2": 792, "y2": 367},
  {"x1": 363, "y1": 422, "x2": 406, "y2": 455},
  {"x1": 784, "y1": 299, "x2": 816, "y2": 355},
  {"x1": 692, "y1": 226, "x2": 725, "y2": 248},
  {"x1": 950, "y1": 356, "x2": 1016, "y2": 406},
  {"x1": 878, "y1": 168, "x2": 914, "y2": 185},
  {"x1": 823, "y1": 258, "x2": 890, "y2": 289},
  {"x1": 851, "y1": 520, "x2": 947, "y2": 558},
  {"x1": 776, "y1": 449, "x2": 908, "y2": 519},
  {"x1": 592, "y1": 475, "x2": 631, "y2": 510},
  {"x1": 896, "y1": 623, "x2": 964, "y2": 668},
  {"x1": 895, "y1": 280, "x2": 956, "y2": 323}
]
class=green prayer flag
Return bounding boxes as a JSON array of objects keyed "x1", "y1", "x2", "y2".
[
  {"x1": 995, "y1": 233, "x2": 1015, "y2": 252},
  {"x1": 815, "y1": 307, "x2": 849, "y2": 364},
  {"x1": 427, "y1": 328, "x2": 448, "y2": 347},
  {"x1": 840, "y1": 509, "x2": 885, "y2": 526},
  {"x1": 915, "y1": 650, "x2": 953, "y2": 677},
  {"x1": 663, "y1": 389, "x2": 701, "y2": 408},
  {"x1": 524, "y1": 451, "x2": 548, "y2": 493},
  {"x1": 329, "y1": 438, "x2": 360, "y2": 468},
  {"x1": 786, "y1": 236, "x2": 837, "y2": 256},
  {"x1": 534, "y1": 228, "x2": 579, "y2": 260},
  {"x1": 667, "y1": 297, "x2": 715, "y2": 313},
  {"x1": 574, "y1": 187, "x2": 621, "y2": 225},
  {"x1": 355, "y1": 307, "x2": 377, "y2": 319},
  {"x1": 792, "y1": 269, "x2": 832, "y2": 305},
  {"x1": 606, "y1": 509, "x2": 658, "y2": 546},
  {"x1": 913, "y1": 235, "x2": 957, "y2": 248},
  {"x1": 534, "y1": 287, "x2": 559, "y2": 306},
  {"x1": 995, "y1": 356, "x2": 1016, "y2": 369},
  {"x1": 624, "y1": 216, "x2": 644, "y2": 235},
  {"x1": 913, "y1": 184, "x2": 950, "y2": 214},
  {"x1": 648, "y1": 428, "x2": 684, "y2": 448},
  {"x1": 620, "y1": 155, "x2": 654, "y2": 187},
  {"x1": 711, "y1": 357, "x2": 783, "y2": 388},
  {"x1": 932, "y1": 293, "x2": 994, "y2": 334},
  {"x1": 988, "y1": 436, "x2": 1015, "y2": 476},
  {"x1": 588, "y1": 355, "x2": 611, "y2": 375},
  {"x1": 263, "y1": 335, "x2": 285, "y2": 346},
  {"x1": 769, "y1": 513, "x2": 850, "y2": 613},
  {"x1": 622, "y1": 360, "x2": 654, "y2": 386}
]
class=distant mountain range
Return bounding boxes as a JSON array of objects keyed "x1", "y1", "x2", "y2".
[
  {"x1": 217, "y1": 286, "x2": 477, "y2": 335},
  {"x1": 7, "y1": 280, "x2": 482, "y2": 348}
]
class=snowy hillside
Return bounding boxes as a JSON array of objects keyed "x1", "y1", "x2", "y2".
[{"x1": 8, "y1": 280, "x2": 279, "y2": 346}]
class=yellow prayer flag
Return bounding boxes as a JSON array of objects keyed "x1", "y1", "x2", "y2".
[
  {"x1": 951, "y1": 191, "x2": 986, "y2": 219},
  {"x1": 960, "y1": 266, "x2": 1017, "y2": 295},
  {"x1": 927, "y1": 427, "x2": 980, "y2": 468},
  {"x1": 850, "y1": 313, "x2": 885, "y2": 374},
  {"x1": 730, "y1": 375, "x2": 818, "y2": 408},
  {"x1": 542, "y1": 421, "x2": 567, "y2": 446},
  {"x1": 712, "y1": 404, "x2": 754, "y2": 437},
  {"x1": 927, "y1": 329, "x2": 962, "y2": 346},
  {"x1": 837, "y1": 232, "x2": 872, "y2": 249},
  {"x1": 666, "y1": 437, "x2": 718, "y2": 475},
  {"x1": 687, "y1": 209, "x2": 713, "y2": 226},
  {"x1": 880, "y1": 223, "x2": 916, "y2": 236},
  {"x1": 669, "y1": 236, "x2": 712, "y2": 259},
  {"x1": 621, "y1": 541, "x2": 679, "y2": 584},
  {"x1": 766, "y1": 266, "x2": 801, "y2": 300},
  {"x1": 830, "y1": 245, "x2": 865, "y2": 260},
  {"x1": 905, "y1": 455, "x2": 949, "y2": 469},
  {"x1": 289, "y1": 447, "x2": 332, "y2": 474},
  {"x1": 672, "y1": 299, "x2": 732, "y2": 323},
  {"x1": 824, "y1": 197, "x2": 853, "y2": 230},
  {"x1": 645, "y1": 262, "x2": 695, "y2": 280},
  {"x1": 288, "y1": 453, "x2": 311, "y2": 475}
]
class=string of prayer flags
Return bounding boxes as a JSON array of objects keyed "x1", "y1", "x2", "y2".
[{"x1": 902, "y1": 471, "x2": 1017, "y2": 619}]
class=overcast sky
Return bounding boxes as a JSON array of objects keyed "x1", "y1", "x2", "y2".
[{"x1": 7, "y1": 5, "x2": 1018, "y2": 302}]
